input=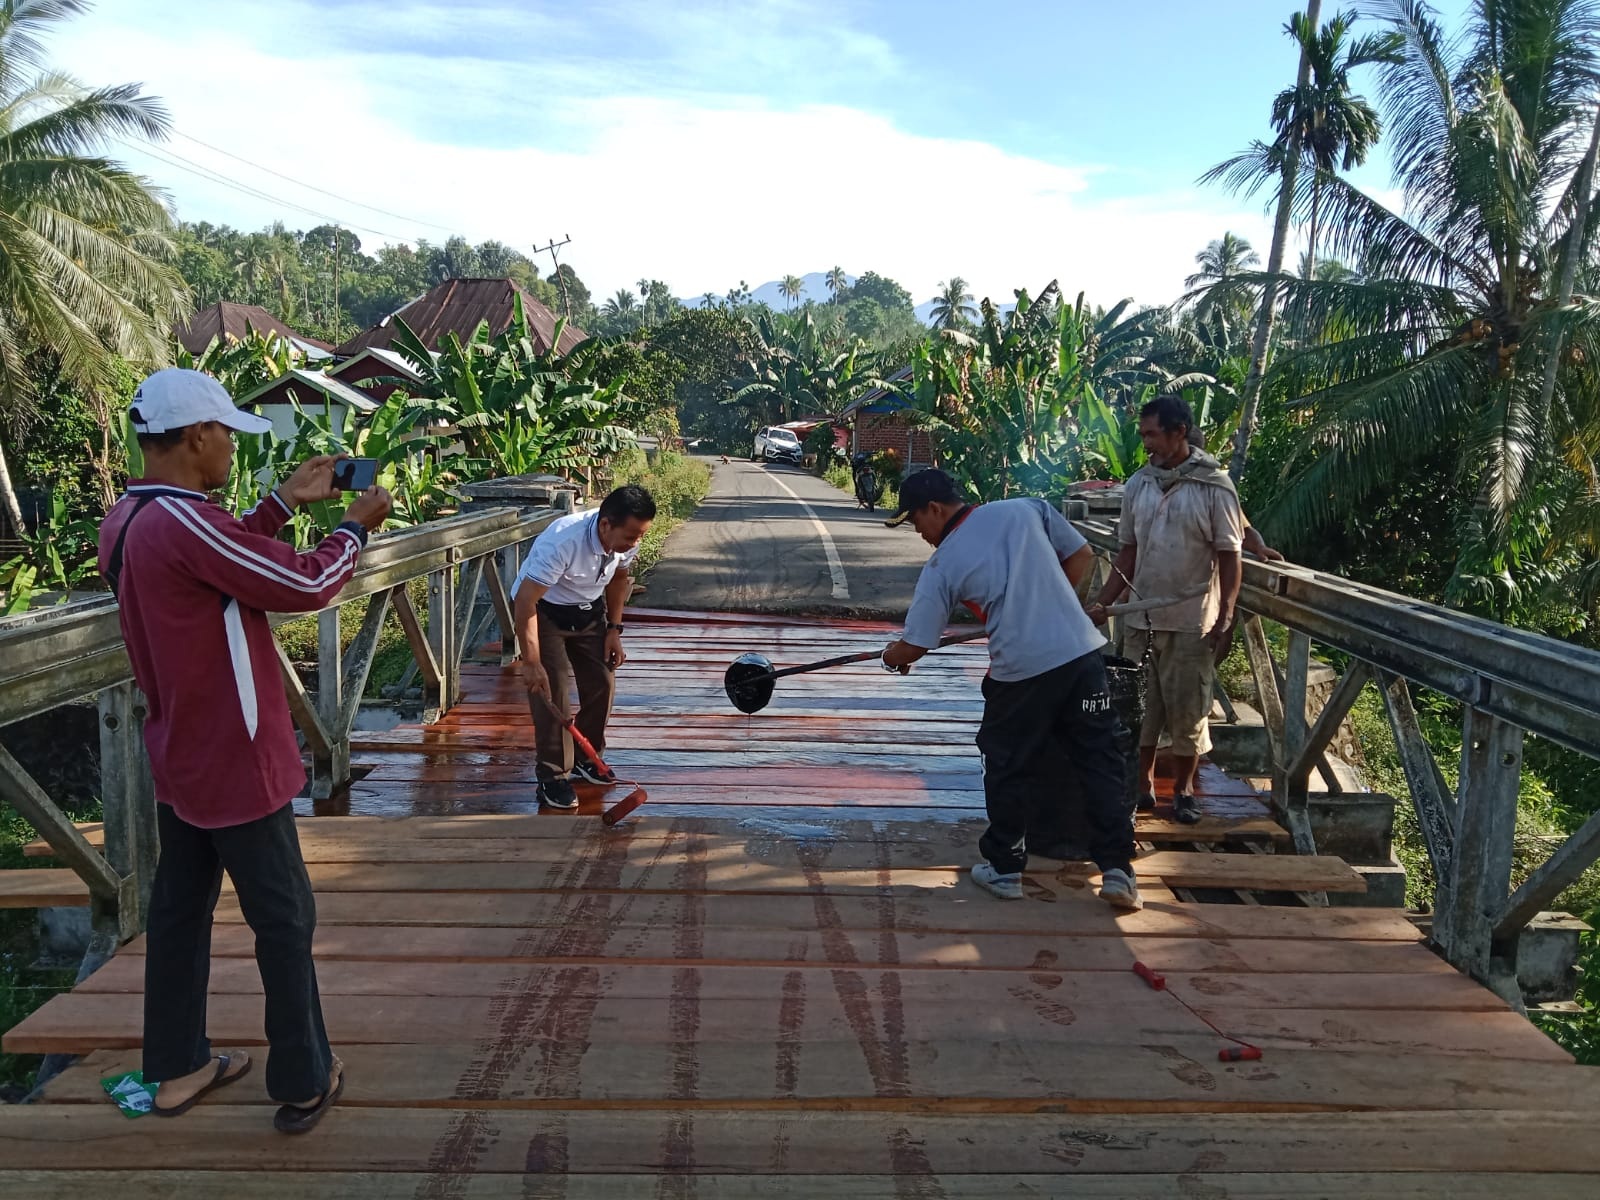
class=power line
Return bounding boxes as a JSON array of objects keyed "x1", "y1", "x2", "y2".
[
  {"x1": 115, "y1": 136, "x2": 412, "y2": 241},
  {"x1": 167, "y1": 129, "x2": 458, "y2": 235}
]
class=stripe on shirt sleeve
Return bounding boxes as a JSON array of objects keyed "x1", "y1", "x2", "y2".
[{"x1": 160, "y1": 498, "x2": 357, "y2": 593}]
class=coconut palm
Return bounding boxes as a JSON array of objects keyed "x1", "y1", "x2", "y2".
[
  {"x1": 929, "y1": 277, "x2": 977, "y2": 330},
  {"x1": 1250, "y1": 0, "x2": 1600, "y2": 598},
  {"x1": 825, "y1": 266, "x2": 848, "y2": 303},
  {"x1": 779, "y1": 274, "x2": 805, "y2": 309},
  {"x1": 1185, "y1": 233, "x2": 1261, "y2": 324},
  {"x1": 0, "y1": 0, "x2": 188, "y2": 536},
  {"x1": 601, "y1": 289, "x2": 640, "y2": 331}
]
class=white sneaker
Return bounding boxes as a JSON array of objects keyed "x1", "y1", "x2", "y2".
[
  {"x1": 971, "y1": 862, "x2": 1024, "y2": 901},
  {"x1": 1099, "y1": 868, "x2": 1143, "y2": 912}
]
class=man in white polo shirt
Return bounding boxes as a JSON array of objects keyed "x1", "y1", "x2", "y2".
[
  {"x1": 512, "y1": 485, "x2": 655, "y2": 809},
  {"x1": 880, "y1": 470, "x2": 1140, "y2": 910}
]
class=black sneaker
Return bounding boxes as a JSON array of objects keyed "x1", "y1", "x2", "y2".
[
  {"x1": 571, "y1": 758, "x2": 617, "y2": 787},
  {"x1": 1173, "y1": 792, "x2": 1201, "y2": 825},
  {"x1": 537, "y1": 776, "x2": 579, "y2": 810}
]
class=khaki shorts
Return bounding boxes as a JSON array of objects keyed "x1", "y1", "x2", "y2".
[{"x1": 1125, "y1": 628, "x2": 1213, "y2": 757}]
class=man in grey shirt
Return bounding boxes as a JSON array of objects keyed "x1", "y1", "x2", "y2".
[{"x1": 881, "y1": 469, "x2": 1140, "y2": 909}]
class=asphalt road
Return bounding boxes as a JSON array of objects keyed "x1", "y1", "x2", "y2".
[{"x1": 640, "y1": 457, "x2": 931, "y2": 618}]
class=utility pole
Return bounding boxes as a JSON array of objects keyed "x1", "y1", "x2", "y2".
[
  {"x1": 532, "y1": 235, "x2": 574, "y2": 322},
  {"x1": 331, "y1": 228, "x2": 343, "y2": 341}
]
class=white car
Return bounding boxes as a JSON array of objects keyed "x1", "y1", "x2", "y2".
[{"x1": 752, "y1": 426, "x2": 804, "y2": 464}]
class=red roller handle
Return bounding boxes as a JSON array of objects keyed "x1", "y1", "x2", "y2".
[
  {"x1": 1132, "y1": 961, "x2": 1166, "y2": 991},
  {"x1": 1218, "y1": 1046, "x2": 1263, "y2": 1062}
]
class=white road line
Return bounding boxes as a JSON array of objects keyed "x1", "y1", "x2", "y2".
[{"x1": 766, "y1": 471, "x2": 850, "y2": 600}]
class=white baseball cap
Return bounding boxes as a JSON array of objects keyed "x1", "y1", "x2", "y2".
[{"x1": 129, "y1": 368, "x2": 272, "y2": 435}]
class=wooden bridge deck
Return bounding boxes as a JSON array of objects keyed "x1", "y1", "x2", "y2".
[{"x1": 4, "y1": 612, "x2": 1599, "y2": 1196}]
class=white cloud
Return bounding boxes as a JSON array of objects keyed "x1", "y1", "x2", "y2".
[{"x1": 61, "y1": 4, "x2": 1274, "y2": 311}]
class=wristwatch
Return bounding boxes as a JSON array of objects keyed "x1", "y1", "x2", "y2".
[{"x1": 606, "y1": 622, "x2": 625, "y2": 633}]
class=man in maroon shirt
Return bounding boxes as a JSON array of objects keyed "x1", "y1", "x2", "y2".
[{"x1": 98, "y1": 369, "x2": 390, "y2": 1132}]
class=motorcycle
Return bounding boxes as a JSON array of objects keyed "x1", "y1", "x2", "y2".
[{"x1": 853, "y1": 465, "x2": 883, "y2": 510}]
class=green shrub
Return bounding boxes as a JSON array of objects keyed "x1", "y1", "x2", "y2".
[{"x1": 615, "y1": 448, "x2": 711, "y2": 577}]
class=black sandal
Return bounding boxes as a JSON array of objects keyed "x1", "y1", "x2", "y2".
[
  {"x1": 1173, "y1": 793, "x2": 1201, "y2": 825},
  {"x1": 151, "y1": 1053, "x2": 252, "y2": 1118},
  {"x1": 274, "y1": 1060, "x2": 345, "y2": 1134}
]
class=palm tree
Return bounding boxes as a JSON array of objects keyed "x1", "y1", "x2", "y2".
[
  {"x1": 1185, "y1": 233, "x2": 1261, "y2": 323},
  {"x1": 929, "y1": 277, "x2": 977, "y2": 330},
  {"x1": 601, "y1": 289, "x2": 639, "y2": 330},
  {"x1": 779, "y1": 274, "x2": 805, "y2": 309},
  {"x1": 1254, "y1": 0, "x2": 1600, "y2": 598},
  {"x1": 825, "y1": 266, "x2": 848, "y2": 304},
  {"x1": 1205, "y1": 4, "x2": 1402, "y2": 479},
  {"x1": 0, "y1": 0, "x2": 188, "y2": 536}
]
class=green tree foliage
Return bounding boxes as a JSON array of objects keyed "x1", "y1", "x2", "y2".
[
  {"x1": 0, "y1": 0, "x2": 189, "y2": 537},
  {"x1": 1225, "y1": 0, "x2": 1600, "y2": 611},
  {"x1": 835, "y1": 270, "x2": 914, "y2": 314},
  {"x1": 929, "y1": 277, "x2": 977, "y2": 331},
  {"x1": 648, "y1": 307, "x2": 759, "y2": 453}
]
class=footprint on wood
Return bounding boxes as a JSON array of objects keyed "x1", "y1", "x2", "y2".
[{"x1": 1150, "y1": 1044, "x2": 1218, "y2": 1093}]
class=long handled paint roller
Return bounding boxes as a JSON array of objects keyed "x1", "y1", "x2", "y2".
[
  {"x1": 530, "y1": 691, "x2": 647, "y2": 825},
  {"x1": 724, "y1": 627, "x2": 990, "y2": 715}
]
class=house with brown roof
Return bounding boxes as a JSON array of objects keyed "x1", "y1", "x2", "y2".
[
  {"x1": 175, "y1": 301, "x2": 332, "y2": 359},
  {"x1": 334, "y1": 278, "x2": 586, "y2": 357}
]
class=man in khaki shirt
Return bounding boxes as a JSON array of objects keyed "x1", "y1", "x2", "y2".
[{"x1": 1088, "y1": 395, "x2": 1243, "y2": 824}]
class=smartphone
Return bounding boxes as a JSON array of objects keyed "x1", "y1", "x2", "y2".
[{"x1": 331, "y1": 457, "x2": 378, "y2": 492}]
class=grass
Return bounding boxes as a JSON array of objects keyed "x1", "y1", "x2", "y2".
[{"x1": 614, "y1": 448, "x2": 712, "y2": 579}]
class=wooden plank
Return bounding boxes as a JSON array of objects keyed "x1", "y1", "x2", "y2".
[
  {"x1": 277, "y1": 833, "x2": 1296, "y2": 873},
  {"x1": 214, "y1": 889, "x2": 1425, "y2": 940},
  {"x1": 76, "y1": 956, "x2": 1496, "y2": 1011},
  {"x1": 9, "y1": 982, "x2": 1563, "y2": 1061},
  {"x1": 22, "y1": 822, "x2": 104, "y2": 857},
  {"x1": 41, "y1": 1039, "x2": 1600, "y2": 1115},
  {"x1": 1, "y1": 1108, "x2": 1596, "y2": 1174},
  {"x1": 119, "y1": 925, "x2": 1454, "y2": 976},
  {"x1": 6, "y1": 1172, "x2": 1599, "y2": 1200},
  {"x1": 283, "y1": 811, "x2": 1282, "y2": 846},
  {"x1": 0, "y1": 869, "x2": 89, "y2": 908},
  {"x1": 213, "y1": 851, "x2": 1364, "y2": 896}
]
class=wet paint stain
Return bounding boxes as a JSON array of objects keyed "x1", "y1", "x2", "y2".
[
  {"x1": 1150, "y1": 1044, "x2": 1218, "y2": 1093},
  {"x1": 774, "y1": 969, "x2": 806, "y2": 1098},
  {"x1": 1008, "y1": 984, "x2": 1076, "y2": 1027},
  {"x1": 1177, "y1": 1150, "x2": 1231, "y2": 1199}
]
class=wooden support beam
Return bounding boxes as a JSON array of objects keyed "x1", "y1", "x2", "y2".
[
  {"x1": 1287, "y1": 661, "x2": 1369, "y2": 785},
  {"x1": 273, "y1": 636, "x2": 332, "y2": 762},
  {"x1": 1281, "y1": 630, "x2": 1314, "y2": 847},
  {"x1": 97, "y1": 682, "x2": 157, "y2": 937},
  {"x1": 391, "y1": 585, "x2": 441, "y2": 692},
  {"x1": 0, "y1": 741, "x2": 120, "y2": 902},
  {"x1": 310, "y1": 608, "x2": 350, "y2": 799},
  {"x1": 453, "y1": 555, "x2": 486, "y2": 673},
  {"x1": 1378, "y1": 670, "x2": 1455, "y2": 882},
  {"x1": 1495, "y1": 806, "x2": 1600, "y2": 940},
  {"x1": 1241, "y1": 616, "x2": 1285, "y2": 772},
  {"x1": 486, "y1": 549, "x2": 519, "y2": 665},
  {"x1": 1439, "y1": 708, "x2": 1523, "y2": 1003},
  {"x1": 426, "y1": 560, "x2": 458, "y2": 717},
  {"x1": 336, "y1": 589, "x2": 393, "y2": 738}
]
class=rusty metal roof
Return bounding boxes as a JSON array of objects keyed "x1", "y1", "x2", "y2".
[
  {"x1": 175, "y1": 302, "x2": 333, "y2": 356},
  {"x1": 333, "y1": 278, "x2": 587, "y2": 357}
]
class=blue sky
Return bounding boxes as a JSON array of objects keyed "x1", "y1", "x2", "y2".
[{"x1": 60, "y1": 0, "x2": 1477, "y2": 308}]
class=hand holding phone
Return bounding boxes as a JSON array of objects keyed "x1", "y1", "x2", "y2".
[{"x1": 331, "y1": 457, "x2": 379, "y2": 492}]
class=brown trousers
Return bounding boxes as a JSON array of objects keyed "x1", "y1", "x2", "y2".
[{"x1": 527, "y1": 609, "x2": 616, "y2": 779}]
